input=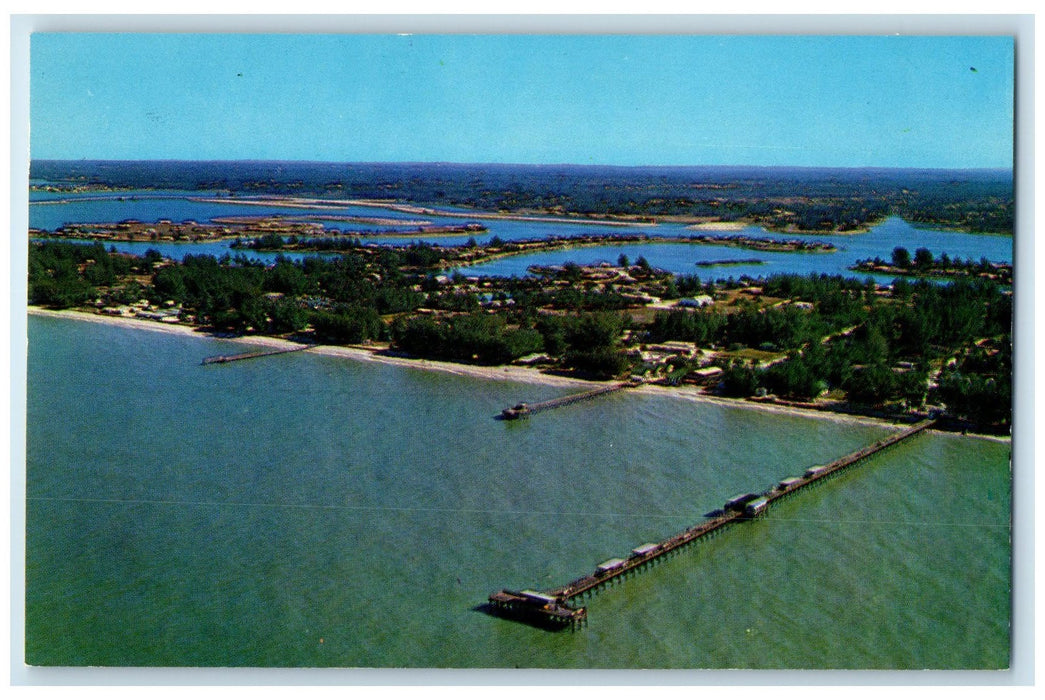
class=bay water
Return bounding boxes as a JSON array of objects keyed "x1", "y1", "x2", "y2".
[
  {"x1": 25, "y1": 314, "x2": 1010, "y2": 668},
  {"x1": 30, "y1": 192, "x2": 1012, "y2": 281}
]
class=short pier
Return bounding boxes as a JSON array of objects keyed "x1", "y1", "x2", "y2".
[
  {"x1": 486, "y1": 419, "x2": 934, "y2": 630},
  {"x1": 202, "y1": 344, "x2": 314, "y2": 365},
  {"x1": 500, "y1": 381, "x2": 639, "y2": 419}
]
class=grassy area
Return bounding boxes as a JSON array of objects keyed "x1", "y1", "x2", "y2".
[{"x1": 715, "y1": 347, "x2": 787, "y2": 364}]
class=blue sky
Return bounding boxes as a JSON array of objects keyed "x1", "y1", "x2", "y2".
[{"x1": 29, "y1": 33, "x2": 1014, "y2": 168}]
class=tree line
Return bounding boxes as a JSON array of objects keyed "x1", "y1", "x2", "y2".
[{"x1": 29, "y1": 240, "x2": 1011, "y2": 429}]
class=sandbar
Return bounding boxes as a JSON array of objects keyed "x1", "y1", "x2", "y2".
[{"x1": 686, "y1": 221, "x2": 751, "y2": 231}]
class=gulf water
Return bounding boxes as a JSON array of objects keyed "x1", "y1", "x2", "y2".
[{"x1": 25, "y1": 315, "x2": 1011, "y2": 668}]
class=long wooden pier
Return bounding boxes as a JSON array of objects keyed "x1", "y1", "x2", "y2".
[
  {"x1": 500, "y1": 381, "x2": 639, "y2": 420},
  {"x1": 486, "y1": 419, "x2": 934, "y2": 630},
  {"x1": 201, "y1": 344, "x2": 314, "y2": 365}
]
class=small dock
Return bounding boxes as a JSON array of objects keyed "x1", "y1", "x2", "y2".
[
  {"x1": 486, "y1": 419, "x2": 934, "y2": 630},
  {"x1": 202, "y1": 344, "x2": 314, "y2": 365},
  {"x1": 500, "y1": 381, "x2": 639, "y2": 420}
]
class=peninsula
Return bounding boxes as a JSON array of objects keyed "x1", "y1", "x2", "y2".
[{"x1": 29, "y1": 236, "x2": 1011, "y2": 435}]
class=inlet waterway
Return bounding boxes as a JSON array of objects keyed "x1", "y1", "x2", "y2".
[
  {"x1": 30, "y1": 191, "x2": 1012, "y2": 281},
  {"x1": 25, "y1": 314, "x2": 1011, "y2": 668}
]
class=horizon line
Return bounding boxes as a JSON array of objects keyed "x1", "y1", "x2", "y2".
[{"x1": 28, "y1": 158, "x2": 1015, "y2": 173}]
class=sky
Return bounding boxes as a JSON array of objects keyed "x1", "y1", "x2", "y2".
[{"x1": 28, "y1": 33, "x2": 1015, "y2": 169}]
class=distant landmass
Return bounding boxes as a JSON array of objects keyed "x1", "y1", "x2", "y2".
[{"x1": 30, "y1": 160, "x2": 1014, "y2": 234}]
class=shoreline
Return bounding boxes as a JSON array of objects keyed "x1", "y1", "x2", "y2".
[
  {"x1": 191, "y1": 196, "x2": 657, "y2": 228},
  {"x1": 27, "y1": 307, "x2": 597, "y2": 392},
  {"x1": 239, "y1": 232, "x2": 837, "y2": 260},
  {"x1": 27, "y1": 306, "x2": 1008, "y2": 442}
]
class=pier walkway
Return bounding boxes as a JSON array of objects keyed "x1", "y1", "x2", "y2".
[
  {"x1": 201, "y1": 343, "x2": 314, "y2": 365},
  {"x1": 500, "y1": 381, "x2": 639, "y2": 420},
  {"x1": 486, "y1": 419, "x2": 934, "y2": 630}
]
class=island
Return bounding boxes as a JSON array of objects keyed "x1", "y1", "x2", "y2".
[
  {"x1": 850, "y1": 246, "x2": 1012, "y2": 285},
  {"x1": 30, "y1": 216, "x2": 488, "y2": 243}
]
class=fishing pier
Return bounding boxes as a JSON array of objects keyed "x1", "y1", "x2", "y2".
[
  {"x1": 201, "y1": 343, "x2": 314, "y2": 365},
  {"x1": 500, "y1": 381, "x2": 639, "y2": 420},
  {"x1": 486, "y1": 418, "x2": 935, "y2": 630}
]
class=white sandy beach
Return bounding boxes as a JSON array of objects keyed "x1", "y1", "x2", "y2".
[
  {"x1": 686, "y1": 221, "x2": 751, "y2": 231},
  {"x1": 28, "y1": 306, "x2": 1008, "y2": 440},
  {"x1": 27, "y1": 306, "x2": 595, "y2": 391}
]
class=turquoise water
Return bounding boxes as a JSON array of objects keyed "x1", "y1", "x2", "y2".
[{"x1": 25, "y1": 315, "x2": 1011, "y2": 668}]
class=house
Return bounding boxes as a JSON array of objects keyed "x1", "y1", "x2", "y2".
[
  {"x1": 648, "y1": 341, "x2": 698, "y2": 356},
  {"x1": 686, "y1": 366, "x2": 724, "y2": 385},
  {"x1": 630, "y1": 543, "x2": 660, "y2": 558},
  {"x1": 724, "y1": 493, "x2": 760, "y2": 512},
  {"x1": 677, "y1": 295, "x2": 713, "y2": 308},
  {"x1": 595, "y1": 558, "x2": 627, "y2": 575},
  {"x1": 743, "y1": 497, "x2": 770, "y2": 517},
  {"x1": 513, "y1": 353, "x2": 550, "y2": 366}
]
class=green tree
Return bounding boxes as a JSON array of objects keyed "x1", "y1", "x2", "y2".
[
  {"x1": 891, "y1": 246, "x2": 912, "y2": 268},
  {"x1": 312, "y1": 307, "x2": 383, "y2": 344},
  {"x1": 536, "y1": 315, "x2": 569, "y2": 356},
  {"x1": 563, "y1": 346, "x2": 630, "y2": 379},
  {"x1": 267, "y1": 298, "x2": 307, "y2": 334},
  {"x1": 844, "y1": 363, "x2": 897, "y2": 406},
  {"x1": 913, "y1": 247, "x2": 934, "y2": 270},
  {"x1": 896, "y1": 369, "x2": 928, "y2": 409},
  {"x1": 392, "y1": 313, "x2": 542, "y2": 365},
  {"x1": 934, "y1": 371, "x2": 1011, "y2": 428},
  {"x1": 265, "y1": 258, "x2": 310, "y2": 296},
  {"x1": 720, "y1": 361, "x2": 760, "y2": 397}
]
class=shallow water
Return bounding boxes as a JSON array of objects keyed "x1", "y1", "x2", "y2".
[{"x1": 25, "y1": 315, "x2": 1011, "y2": 668}]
